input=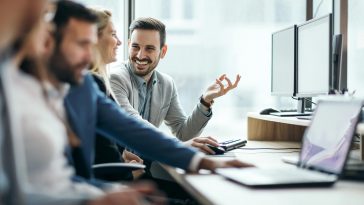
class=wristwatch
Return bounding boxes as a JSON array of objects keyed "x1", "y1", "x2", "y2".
[{"x1": 200, "y1": 95, "x2": 214, "y2": 108}]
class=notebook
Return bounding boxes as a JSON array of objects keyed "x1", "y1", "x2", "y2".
[{"x1": 216, "y1": 99, "x2": 363, "y2": 187}]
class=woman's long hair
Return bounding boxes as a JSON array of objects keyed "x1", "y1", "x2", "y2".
[
  {"x1": 89, "y1": 7, "x2": 118, "y2": 101},
  {"x1": 18, "y1": 20, "x2": 49, "y2": 81}
]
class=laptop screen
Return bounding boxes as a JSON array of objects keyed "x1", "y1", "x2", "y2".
[{"x1": 300, "y1": 100, "x2": 362, "y2": 174}]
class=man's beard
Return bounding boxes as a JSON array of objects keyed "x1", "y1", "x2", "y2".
[
  {"x1": 49, "y1": 48, "x2": 88, "y2": 85},
  {"x1": 130, "y1": 56, "x2": 159, "y2": 77}
]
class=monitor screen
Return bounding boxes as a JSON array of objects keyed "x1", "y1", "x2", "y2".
[
  {"x1": 271, "y1": 26, "x2": 296, "y2": 96},
  {"x1": 300, "y1": 100, "x2": 362, "y2": 174},
  {"x1": 296, "y1": 14, "x2": 332, "y2": 97}
]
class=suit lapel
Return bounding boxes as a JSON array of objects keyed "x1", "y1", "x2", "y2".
[
  {"x1": 126, "y1": 64, "x2": 140, "y2": 111},
  {"x1": 131, "y1": 79, "x2": 139, "y2": 111},
  {"x1": 149, "y1": 80, "x2": 163, "y2": 126},
  {"x1": 64, "y1": 99, "x2": 79, "y2": 138},
  {"x1": 63, "y1": 100, "x2": 89, "y2": 177}
]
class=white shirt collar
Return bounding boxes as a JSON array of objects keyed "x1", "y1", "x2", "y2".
[{"x1": 42, "y1": 82, "x2": 70, "y2": 100}]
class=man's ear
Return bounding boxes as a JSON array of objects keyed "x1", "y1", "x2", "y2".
[
  {"x1": 160, "y1": 44, "x2": 168, "y2": 59},
  {"x1": 128, "y1": 39, "x2": 131, "y2": 47}
]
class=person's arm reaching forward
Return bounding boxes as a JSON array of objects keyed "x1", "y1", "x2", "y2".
[{"x1": 91, "y1": 75, "x2": 253, "y2": 172}]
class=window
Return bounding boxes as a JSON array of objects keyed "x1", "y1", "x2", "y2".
[
  {"x1": 313, "y1": 0, "x2": 332, "y2": 19},
  {"x1": 76, "y1": 0, "x2": 126, "y2": 61},
  {"x1": 134, "y1": 0, "x2": 306, "y2": 137},
  {"x1": 348, "y1": 0, "x2": 364, "y2": 97}
]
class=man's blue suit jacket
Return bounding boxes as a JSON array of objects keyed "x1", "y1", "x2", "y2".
[{"x1": 64, "y1": 74, "x2": 197, "y2": 182}]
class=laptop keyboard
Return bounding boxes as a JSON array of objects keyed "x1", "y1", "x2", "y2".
[
  {"x1": 251, "y1": 168, "x2": 333, "y2": 182},
  {"x1": 217, "y1": 167, "x2": 337, "y2": 186}
]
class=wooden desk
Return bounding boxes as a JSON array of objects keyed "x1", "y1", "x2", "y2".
[
  {"x1": 247, "y1": 113, "x2": 364, "y2": 159},
  {"x1": 247, "y1": 113, "x2": 310, "y2": 142},
  {"x1": 162, "y1": 141, "x2": 364, "y2": 205}
]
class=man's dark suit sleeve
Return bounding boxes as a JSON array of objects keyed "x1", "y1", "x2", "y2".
[{"x1": 91, "y1": 77, "x2": 197, "y2": 170}]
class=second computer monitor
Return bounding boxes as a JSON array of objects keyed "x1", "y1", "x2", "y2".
[
  {"x1": 271, "y1": 26, "x2": 296, "y2": 96},
  {"x1": 296, "y1": 14, "x2": 332, "y2": 97}
]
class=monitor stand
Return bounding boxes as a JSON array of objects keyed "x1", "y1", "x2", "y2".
[{"x1": 270, "y1": 98, "x2": 313, "y2": 117}]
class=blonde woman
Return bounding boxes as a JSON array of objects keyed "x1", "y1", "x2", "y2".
[
  {"x1": 90, "y1": 9, "x2": 120, "y2": 101},
  {"x1": 89, "y1": 8, "x2": 144, "y2": 180}
]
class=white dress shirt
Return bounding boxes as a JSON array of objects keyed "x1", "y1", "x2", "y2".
[{"x1": 7, "y1": 65, "x2": 104, "y2": 198}]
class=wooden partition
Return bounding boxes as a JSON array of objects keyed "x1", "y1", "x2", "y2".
[
  {"x1": 247, "y1": 113, "x2": 310, "y2": 142},
  {"x1": 248, "y1": 113, "x2": 364, "y2": 159}
]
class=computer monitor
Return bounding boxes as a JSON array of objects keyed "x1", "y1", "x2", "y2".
[
  {"x1": 331, "y1": 34, "x2": 343, "y2": 93},
  {"x1": 271, "y1": 25, "x2": 296, "y2": 97},
  {"x1": 270, "y1": 25, "x2": 312, "y2": 117},
  {"x1": 296, "y1": 14, "x2": 332, "y2": 97}
]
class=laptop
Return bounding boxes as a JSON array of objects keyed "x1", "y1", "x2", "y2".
[{"x1": 216, "y1": 100, "x2": 363, "y2": 187}]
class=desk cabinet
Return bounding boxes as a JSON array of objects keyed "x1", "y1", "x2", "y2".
[
  {"x1": 247, "y1": 113, "x2": 310, "y2": 142},
  {"x1": 248, "y1": 113, "x2": 364, "y2": 159}
]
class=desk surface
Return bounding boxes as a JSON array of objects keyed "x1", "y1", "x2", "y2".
[{"x1": 163, "y1": 141, "x2": 364, "y2": 205}]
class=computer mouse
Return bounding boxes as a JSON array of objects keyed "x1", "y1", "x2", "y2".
[
  {"x1": 207, "y1": 145, "x2": 226, "y2": 155},
  {"x1": 259, "y1": 108, "x2": 280, "y2": 115}
]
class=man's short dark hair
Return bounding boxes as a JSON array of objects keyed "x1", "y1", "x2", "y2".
[
  {"x1": 129, "y1": 17, "x2": 166, "y2": 48},
  {"x1": 53, "y1": 0, "x2": 98, "y2": 42}
]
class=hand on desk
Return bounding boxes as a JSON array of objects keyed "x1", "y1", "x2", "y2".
[
  {"x1": 197, "y1": 158, "x2": 254, "y2": 172},
  {"x1": 183, "y1": 136, "x2": 220, "y2": 155},
  {"x1": 122, "y1": 150, "x2": 145, "y2": 179}
]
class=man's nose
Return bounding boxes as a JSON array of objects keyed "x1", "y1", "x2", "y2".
[{"x1": 136, "y1": 49, "x2": 146, "y2": 59}]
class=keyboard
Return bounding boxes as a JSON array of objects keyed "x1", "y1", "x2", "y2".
[
  {"x1": 297, "y1": 116, "x2": 312, "y2": 120},
  {"x1": 280, "y1": 109, "x2": 314, "y2": 113},
  {"x1": 219, "y1": 139, "x2": 247, "y2": 151},
  {"x1": 280, "y1": 109, "x2": 297, "y2": 112}
]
